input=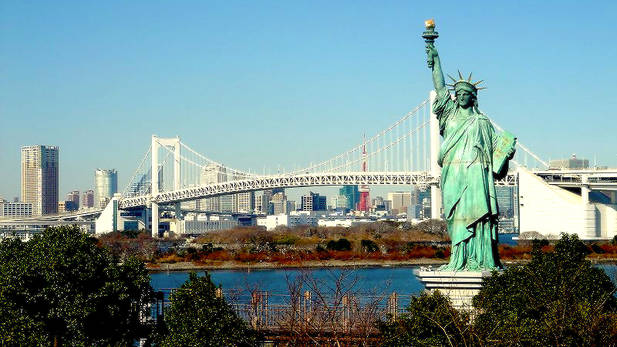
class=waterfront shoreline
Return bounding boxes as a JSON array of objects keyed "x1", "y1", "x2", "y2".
[
  {"x1": 147, "y1": 259, "x2": 448, "y2": 272},
  {"x1": 146, "y1": 257, "x2": 617, "y2": 272}
]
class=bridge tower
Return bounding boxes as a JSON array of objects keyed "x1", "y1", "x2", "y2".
[
  {"x1": 429, "y1": 91, "x2": 443, "y2": 219},
  {"x1": 151, "y1": 135, "x2": 181, "y2": 237}
]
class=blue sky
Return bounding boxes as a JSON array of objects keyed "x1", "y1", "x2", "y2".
[{"x1": 1, "y1": 1, "x2": 617, "y2": 201}]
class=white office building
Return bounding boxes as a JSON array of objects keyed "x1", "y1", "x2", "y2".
[
  {"x1": 0, "y1": 200, "x2": 33, "y2": 218},
  {"x1": 256, "y1": 214, "x2": 318, "y2": 231},
  {"x1": 95, "y1": 169, "x2": 118, "y2": 209}
]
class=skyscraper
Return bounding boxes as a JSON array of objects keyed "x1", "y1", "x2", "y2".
[
  {"x1": 21, "y1": 145, "x2": 59, "y2": 216},
  {"x1": 95, "y1": 169, "x2": 118, "y2": 208},
  {"x1": 339, "y1": 185, "x2": 360, "y2": 210}
]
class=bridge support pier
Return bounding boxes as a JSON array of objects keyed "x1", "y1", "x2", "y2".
[
  {"x1": 429, "y1": 90, "x2": 442, "y2": 219},
  {"x1": 581, "y1": 175, "x2": 598, "y2": 238},
  {"x1": 151, "y1": 202, "x2": 159, "y2": 238}
]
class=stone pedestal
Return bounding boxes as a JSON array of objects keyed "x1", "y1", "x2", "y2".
[{"x1": 414, "y1": 268, "x2": 493, "y2": 310}]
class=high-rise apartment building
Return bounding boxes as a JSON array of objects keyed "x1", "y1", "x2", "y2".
[
  {"x1": 95, "y1": 169, "x2": 118, "y2": 209},
  {"x1": 66, "y1": 190, "x2": 80, "y2": 210},
  {"x1": 81, "y1": 190, "x2": 95, "y2": 209},
  {"x1": 21, "y1": 145, "x2": 59, "y2": 216}
]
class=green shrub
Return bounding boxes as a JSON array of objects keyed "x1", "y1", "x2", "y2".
[{"x1": 274, "y1": 234, "x2": 300, "y2": 245}]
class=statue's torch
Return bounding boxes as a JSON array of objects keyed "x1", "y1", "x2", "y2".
[
  {"x1": 422, "y1": 18, "x2": 439, "y2": 43},
  {"x1": 422, "y1": 19, "x2": 439, "y2": 68}
]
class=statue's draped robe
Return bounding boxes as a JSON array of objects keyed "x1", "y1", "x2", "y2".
[{"x1": 433, "y1": 88, "x2": 503, "y2": 271}]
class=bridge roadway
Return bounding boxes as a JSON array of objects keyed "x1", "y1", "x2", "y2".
[
  {"x1": 4, "y1": 169, "x2": 613, "y2": 225},
  {"x1": 119, "y1": 171, "x2": 519, "y2": 209},
  {"x1": 0, "y1": 208, "x2": 103, "y2": 223},
  {"x1": 120, "y1": 172, "x2": 441, "y2": 209},
  {"x1": 534, "y1": 169, "x2": 617, "y2": 191}
]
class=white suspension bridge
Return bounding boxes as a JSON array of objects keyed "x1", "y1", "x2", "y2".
[
  {"x1": 4, "y1": 91, "x2": 617, "y2": 239},
  {"x1": 111, "y1": 91, "x2": 545, "y2": 237}
]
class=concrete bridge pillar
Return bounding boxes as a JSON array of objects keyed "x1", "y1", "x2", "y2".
[
  {"x1": 581, "y1": 175, "x2": 590, "y2": 205},
  {"x1": 429, "y1": 90, "x2": 443, "y2": 219},
  {"x1": 581, "y1": 174, "x2": 597, "y2": 238},
  {"x1": 151, "y1": 202, "x2": 159, "y2": 237}
]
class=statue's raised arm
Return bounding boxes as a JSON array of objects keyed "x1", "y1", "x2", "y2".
[
  {"x1": 427, "y1": 44, "x2": 446, "y2": 93},
  {"x1": 422, "y1": 19, "x2": 446, "y2": 93}
]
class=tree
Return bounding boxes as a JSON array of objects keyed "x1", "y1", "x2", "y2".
[
  {"x1": 361, "y1": 239, "x2": 379, "y2": 253},
  {"x1": 378, "y1": 291, "x2": 471, "y2": 347},
  {"x1": 474, "y1": 234, "x2": 617, "y2": 346},
  {"x1": 326, "y1": 238, "x2": 352, "y2": 251},
  {"x1": 157, "y1": 272, "x2": 258, "y2": 346},
  {"x1": 415, "y1": 219, "x2": 448, "y2": 237},
  {"x1": 0, "y1": 226, "x2": 153, "y2": 346}
]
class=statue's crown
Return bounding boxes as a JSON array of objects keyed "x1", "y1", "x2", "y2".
[{"x1": 446, "y1": 70, "x2": 486, "y2": 94}]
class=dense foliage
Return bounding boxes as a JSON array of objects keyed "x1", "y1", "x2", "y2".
[
  {"x1": 379, "y1": 234, "x2": 617, "y2": 346},
  {"x1": 474, "y1": 234, "x2": 617, "y2": 346},
  {"x1": 156, "y1": 272, "x2": 258, "y2": 346},
  {"x1": 0, "y1": 226, "x2": 153, "y2": 346},
  {"x1": 379, "y1": 291, "x2": 471, "y2": 346}
]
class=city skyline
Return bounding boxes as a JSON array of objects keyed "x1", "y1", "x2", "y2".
[{"x1": 2, "y1": 1, "x2": 617, "y2": 200}]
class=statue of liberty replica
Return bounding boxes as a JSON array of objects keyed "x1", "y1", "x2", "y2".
[{"x1": 423, "y1": 19, "x2": 516, "y2": 271}]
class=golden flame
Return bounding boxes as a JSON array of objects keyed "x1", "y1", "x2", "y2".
[{"x1": 424, "y1": 19, "x2": 435, "y2": 29}]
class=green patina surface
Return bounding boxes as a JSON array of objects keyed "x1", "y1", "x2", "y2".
[{"x1": 424, "y1": 22, "x2": 516, "y2": 271}]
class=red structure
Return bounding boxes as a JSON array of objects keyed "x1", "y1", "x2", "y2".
[{"x1": 358, "y1": 135, "x2": 370, "y2": 212}]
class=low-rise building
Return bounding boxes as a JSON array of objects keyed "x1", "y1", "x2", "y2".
[
  {"x1": 317, "y1": 218, "x2": 371, "y2": 228},
  {"x1": 0, "y1": 200, "x2": 33, "y2": 218},
  {"x1": 256, "y1": 214, "x2": 318, "y2": 231}
]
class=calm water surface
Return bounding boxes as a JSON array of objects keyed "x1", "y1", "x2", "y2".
[
  {"x1": 151, "y1": 234, "x2": 592, "y2": 303},
  {"x1": 151, "y1": 267, "x2": 425, "y2": 297}
]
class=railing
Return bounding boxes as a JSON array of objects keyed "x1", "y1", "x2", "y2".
[{"x1": 154, "y1": 288, "x2": 413, "y2": 333}]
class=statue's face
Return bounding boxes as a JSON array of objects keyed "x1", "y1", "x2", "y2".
[{"x1": 456, "y1": 90, "x2": 474, "y2": 109}]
